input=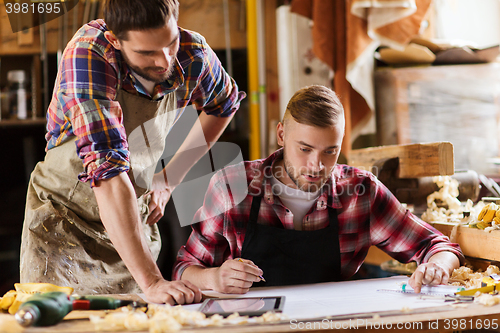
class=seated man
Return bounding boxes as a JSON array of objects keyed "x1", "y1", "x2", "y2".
[{"x1": 173, "y1": 85, "x2": 464, "y2": 294}]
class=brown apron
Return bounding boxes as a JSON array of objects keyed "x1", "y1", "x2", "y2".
[{"x1": 20, "y1": 89, "x2": 178, "y2": 294}]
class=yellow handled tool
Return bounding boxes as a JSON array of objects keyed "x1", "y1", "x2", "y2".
[{"x1": 455, "y1": 275, "x2": 500, "y2": 296}]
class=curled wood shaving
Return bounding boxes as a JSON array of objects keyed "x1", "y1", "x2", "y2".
[{"x1": 90, "y1": 303, "x2": 289, "y2": 332}]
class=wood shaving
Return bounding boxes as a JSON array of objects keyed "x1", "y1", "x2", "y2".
[
  {"x1": 450, "y1": 303, "x2": 468, "y2": 308},
  {"x1": 421, "y1": 176, "x2": 468, "y2": 223},
  {"x1": 475, "y1": 294, "x2": 500, "y2": 306},
  {"x1": 418, "y1": 176, "x2": 500, "y2": 230},
  {"x1": 89, "y1": 303, "x2": 289, "y2": 332},
  {"x1": 449, "y1": 265, "x2": 500, "y2": 289},
  {"x1": 254, "y1": 311, "x2": 289, "y2": 323}
]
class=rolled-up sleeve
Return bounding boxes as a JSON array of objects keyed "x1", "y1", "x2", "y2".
[
  {"x1": 180, "y1": 32, "x2": 246, "y2": 118},
  {"x1": 368, "y1": 175, "x2": 465, "y2": 265},
  {"x1": 47, "y1": 39, "x2": 130, "y2": 187}
]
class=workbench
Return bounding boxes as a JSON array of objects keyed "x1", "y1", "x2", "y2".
[
  {"x1": 2, "y1": 305, "x2": 500, "y2": 332},
  {"x1": 2, "y1": 276, "x2": 500, "y2": 333}
]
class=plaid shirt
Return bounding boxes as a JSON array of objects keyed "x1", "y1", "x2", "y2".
[
  {"x1": 173, "y1": 149, "x2": 464, "y2": 281},
  {"x1": 45, "y1": 19, "x2": 245, "y2": 186}
]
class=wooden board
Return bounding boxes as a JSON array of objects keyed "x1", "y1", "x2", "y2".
[
  {"x1": 431, "y1": 222, "x2": 500, "y2": 262},
  {"x1": 348, "y1": 141, "x2": 454, "y2": 178},
  {"x1": 3, "y1": 302, "x2": 500, "y2": 333}
]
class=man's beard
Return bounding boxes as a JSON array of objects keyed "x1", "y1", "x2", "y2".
[
  {"x1": 121, "y1": 50, "x2": 175, "y2": 84},
  {"x1": 129, "y1": 62, "x2": 175, "y2": 83},
  {"x1": 282, "y1": 151, "x2": 328, "y2": 193}
]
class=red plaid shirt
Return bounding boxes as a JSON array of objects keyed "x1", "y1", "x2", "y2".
[{"x1": 173, "y1": 149, "x2": 464, "y2": 280}]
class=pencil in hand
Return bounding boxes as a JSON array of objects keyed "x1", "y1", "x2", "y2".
[{"x1": 237, "y1": 258, "x2": 266, "y2": 282}]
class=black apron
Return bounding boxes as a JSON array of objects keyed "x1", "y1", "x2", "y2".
[{"x1": 240, "y1": 196, "x2": 342, "y2": 286}]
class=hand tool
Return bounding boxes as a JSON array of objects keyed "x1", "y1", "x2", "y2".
[
  {"x1": 15, "y1": 291, "x2": 146, "y2": 327},
  {"x1": 400, "y1": 283, "x2": 465, "y2": 295},
  {"x1": 455, "y1": 275, "x2": 500, "y2": 296},
  {"x1": 378, "y1": 283, "x2": 464, "y2": 296},
  {"x1": 377, "y1": 284, "x2": 474, "y2": 303}
]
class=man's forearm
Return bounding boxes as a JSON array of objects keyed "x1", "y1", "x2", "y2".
[
  {"x1": 163, "y1": 112, "x2": 234, "y2": 189},
  {"x1": 428, "y1": 251, "x2": 461, "y2": 275},
  {"x1": 181, "y1": 265, "x2": 216, "y2": 290},
  {"x1": 93, "y1": 173, "x2": 163, "y2": 290}
]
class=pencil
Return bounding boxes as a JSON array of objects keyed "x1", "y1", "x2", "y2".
[{"x1": 237, "y1": 258, "x2": 266, "y2": 282}]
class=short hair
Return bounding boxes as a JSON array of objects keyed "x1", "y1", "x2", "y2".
[
  {"x1": 103, "y1": 0, "x2": 179, "y2": 40},
  {"x1": 283, "y1": 85, "x2": 344, "y2": 129}
]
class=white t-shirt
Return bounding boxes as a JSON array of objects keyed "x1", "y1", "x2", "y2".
[
  {"x1": 131, "y1": 69, "x2": 156, "y2": 96},
  {"x1": 270, "y1": 175, "x2": 321, "y2": 231}
]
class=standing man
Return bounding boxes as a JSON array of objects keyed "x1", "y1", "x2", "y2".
[
  {"x1": 174, "y1": 85, "x2": 463, "y2": 294},
  {"x1": 20, "y1": 0, "x2": 245, "y2": 305}
]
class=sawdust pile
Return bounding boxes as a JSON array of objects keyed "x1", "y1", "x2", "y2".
[
  {"x1": 449, "y1": 265, "x2": 500, "y2": 289},
  {"x1": 421, "y1": 176, "x2": 475, "y2": 223},
  {"x1": 89, "y1": 303, "x2": 288, "y2": 332}
]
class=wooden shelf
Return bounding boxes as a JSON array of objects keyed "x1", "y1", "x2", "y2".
[{"x1": 0, "y1": 117, "x2": 45, "y2": 127}]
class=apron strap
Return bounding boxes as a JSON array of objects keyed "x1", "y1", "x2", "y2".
[
  {"x1": 328, "y1": 207, "x2": 341, "y2": 276},
  {"x1": 248, "y1": 195, "x2": 262, "y2": 225}
]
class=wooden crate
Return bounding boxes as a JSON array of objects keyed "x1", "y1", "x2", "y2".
[{"x1": 431, "y1": 222, "x2": 500, "y2": 262}]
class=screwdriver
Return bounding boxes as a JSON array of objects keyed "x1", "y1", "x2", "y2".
[{"x1": 15, "y1": 291, "x2": 145, "y2": 327}]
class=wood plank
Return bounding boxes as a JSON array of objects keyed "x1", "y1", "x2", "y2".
[
  {"x1": 348, "y1": 141, "x2": 454, "y2": 178},
  {"x1": 0, "y1": 118, "x2": 46, "y2": 127},
  {"x1": 431, "y1": 222, "x2": 500, "y2": 262}
]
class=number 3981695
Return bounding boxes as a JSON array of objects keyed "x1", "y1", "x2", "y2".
[
  {"x1": 5, "y1": 2, "x2": 61, "y2": 14},
  {"x1": 443, "y1": 318, "x2": 498, "y2": 330}
]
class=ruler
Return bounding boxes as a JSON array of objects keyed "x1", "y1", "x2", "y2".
[{"x1": 378, "y1": 284, "x2": 465, "y2": 296}]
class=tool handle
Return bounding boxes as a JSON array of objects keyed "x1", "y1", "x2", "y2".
[
  {"x1": 15, "y1": 292, "x2": 72, "y2": 327},
  {"x1": 72, "y1": 296, "x2": 122, "y2": 310}
]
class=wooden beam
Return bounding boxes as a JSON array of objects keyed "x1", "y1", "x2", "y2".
[{"x1": 348, "y1": 141, "x2": 454, "y2": 178}]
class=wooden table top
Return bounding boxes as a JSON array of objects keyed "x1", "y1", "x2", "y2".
[{"x1": 2, "y1": 298, "x2": 500, "y2": 332}]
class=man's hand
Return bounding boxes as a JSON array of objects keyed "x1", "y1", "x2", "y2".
[
  {"x1": 407, "y1": 251, "x2": 460, "y2": 293},
  {"x1": 209, "y1": 258, "x2": 263, "y2": 294},
  {"x1": 146, "y1": 187, "x2": 172, "y2": 225},
  {"x1": 146, "y1": 171, "x2": 173, "y2": 225},
  {"x1": 144, "y1": 278, "x2": 202, "y2": 305},
  {"x1": 408, "y1": 262, "x2": 450, "y2": 293}
]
